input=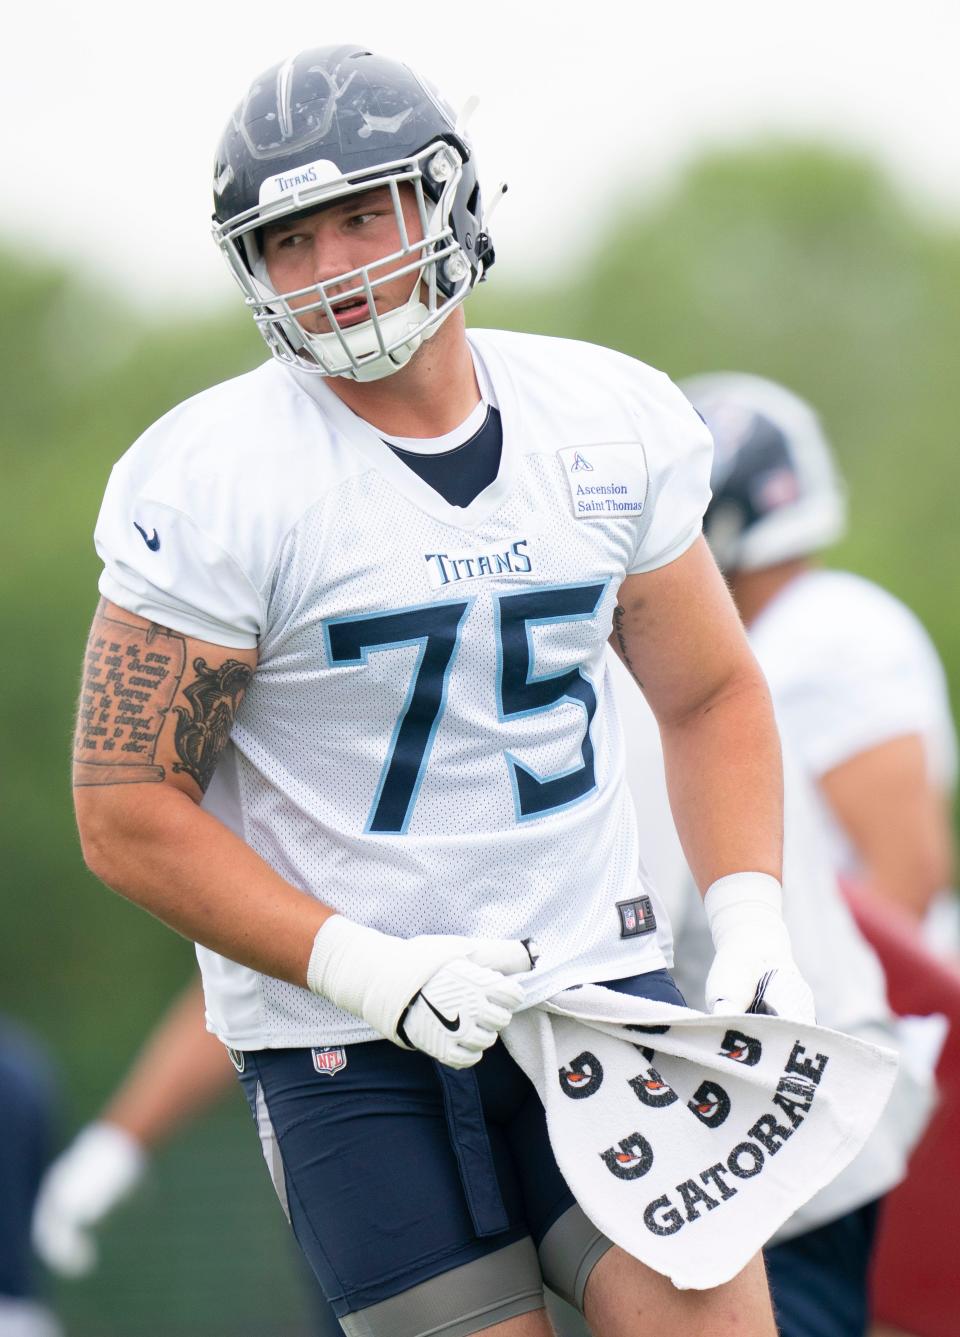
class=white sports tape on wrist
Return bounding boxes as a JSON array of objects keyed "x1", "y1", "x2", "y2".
[{"x1": 703, "y1": 872, "x2": 786, "y2": 951}]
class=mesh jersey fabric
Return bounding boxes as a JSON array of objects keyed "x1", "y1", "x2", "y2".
[{"x1": 93, "y1": 329, "x2": 713, "y2": 1047}]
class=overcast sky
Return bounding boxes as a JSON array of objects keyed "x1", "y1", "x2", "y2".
[{"x1": 4, "y1": 0, "x2": 958, "y2": 309}]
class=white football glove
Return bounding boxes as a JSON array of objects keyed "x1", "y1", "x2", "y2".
[
  {"x1": 307, "y1": 916, "x2": 537, "y2": 1069},
  {"x1": 32, "y1": 1122, "x2": 147, "y2": 1277},
  {"x1": 704, "y1": 873, "x2": 816, "y2": 1025}
]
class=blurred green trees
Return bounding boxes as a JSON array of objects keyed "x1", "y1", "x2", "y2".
[{"x1": 2, "y1": 142, "x2": 957, "y2": 1333}]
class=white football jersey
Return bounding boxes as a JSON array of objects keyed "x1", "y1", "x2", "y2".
[
  {"x1": 94, "y1": 330, "x2": 713, "y2": 1048},
  {"x1": 749, "y1": 569, "x2": 958, "y2": 882}
]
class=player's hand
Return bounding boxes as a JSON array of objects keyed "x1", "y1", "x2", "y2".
[
  {"x1": 397, "y1": 953, "x2": 529, "y2": 1068},
  {"x1": 32, "y1": 1123, "x2": 147, "y2": 1277},
  {"x1": 703, "y1": 873, "x2": 816, "y2": 1025},
  {"x1": 306, "y1": 916, "x2": 537, "y2": 1064}
]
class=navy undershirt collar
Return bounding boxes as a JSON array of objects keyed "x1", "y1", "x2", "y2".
[{"x1": 385, "y1": 407, "x2": 504, "y2": 508}]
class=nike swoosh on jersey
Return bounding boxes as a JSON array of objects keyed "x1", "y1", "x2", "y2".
[
  {"x1": 133, "y1": 521, "x2": 161, "y2": 552},
  {"x1": 419, "y1": 993, "x2": 461, "y2": 1032}
]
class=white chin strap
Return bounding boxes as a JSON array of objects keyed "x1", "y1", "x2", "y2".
[{"x1": 251, "y1": 255, "x2": 444, "y2": 383}]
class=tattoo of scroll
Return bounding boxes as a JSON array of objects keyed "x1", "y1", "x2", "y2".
[
  {"x1": 171, "y1": 658, "x2": 253, "y2": 792},
  {"x1": 612, "y1": 604, "x2": 644, "y2": 688},
  {"x1": 74, "y1": 613, "x2": 186, "y2": 787}
]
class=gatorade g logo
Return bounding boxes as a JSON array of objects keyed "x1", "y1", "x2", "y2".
[
  {"x1": 558, "y1": 1051, "x2": 604, "y2": 1099},
  {"x1": 601, "y1": 1132, "x2": 654, "y2": 1180},
  {"x1": 687, "y1": 1079, "x2": 732, "y2": 1127},
  {"x1": 719, "y1": 1029, "x2": 762, "y2": 1066},
  {"x1": 628, "y1": 1063, "x2": 679, "y2": 1108}
]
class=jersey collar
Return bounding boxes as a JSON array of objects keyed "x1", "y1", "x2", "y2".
[{"x1": 285, "y1": 335, "x2": 520, "y2": 531}]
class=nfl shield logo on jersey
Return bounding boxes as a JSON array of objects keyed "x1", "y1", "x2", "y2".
[
  {"x1": 311, "y1": 1046, "x2": 348, "y2": 1076},
  {"x1": 616, "y1": 895, "x2": 657, "y2": 939}
]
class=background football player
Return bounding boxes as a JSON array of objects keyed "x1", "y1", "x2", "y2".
[
  {"x1": 629, "y1": 371, "x2": 959, "y2": 1337},
  {"x1": 684, "y1": 372, "x2": 957, "y2": 949}
]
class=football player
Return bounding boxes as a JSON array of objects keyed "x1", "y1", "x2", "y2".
[
  {"x1": 74, "y1": 46, "x2": 814, "y2": 1337},
  {"x1": 683, "y1": 372, "x2": 957, "y2": 949},
  {"x1": 674, "y1": 371, "x2": 958, "y2": 1336}
]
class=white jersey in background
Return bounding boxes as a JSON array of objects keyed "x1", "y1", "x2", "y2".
[
  {"x1": 93, "y1": 330, "x2": 711, "y2": 1049},
  {"x1": 609, "y1": 650, "x2": 941, "y2": 1236},
  {"x1": 749, "y1": 569, "x2": 957, "y2": 871},
  {"x1": 750, "y1": 569, "x2": 958, "y2": 946}
]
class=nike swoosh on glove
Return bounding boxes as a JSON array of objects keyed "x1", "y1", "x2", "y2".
[
  {"x1": 398, "y1": 948, "x2": 532, "y2": 1069},
  {"x1": 703, "y1": 873, "x2": 816, "y2": 1025},
  {"x1": 306, "y1": 917, "x2": 537, "y2": 1066}
]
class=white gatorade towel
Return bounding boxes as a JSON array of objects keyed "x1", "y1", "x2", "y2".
[{"x1": 504, "y1": 984, "x2": 897, "y2": 1290}]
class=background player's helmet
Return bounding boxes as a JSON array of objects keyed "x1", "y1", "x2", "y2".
[
  {"x1": 211, "y1": 45, "x2": 495, "y2": 381},
  {"x1": 680, "y1": 372, "x2": 848, "y2": 573}
]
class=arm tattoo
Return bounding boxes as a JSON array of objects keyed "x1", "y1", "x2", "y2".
[
  {"x1": 612, "y1": 603, "x2": 644, "y2": 688},
  {"x1": 171, "y1": 658, "x2": 253, "y2": 792},
  {"x1": 74, "y1": 604, "x2": 252, "y2": 791},
  {"x1": 74, "y1": 607, "x2": 186, "y2": 786}
]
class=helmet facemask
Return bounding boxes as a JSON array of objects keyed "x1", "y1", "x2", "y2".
[{"x1": 213, "y1": 141, "x2": 475, "y2": 382}]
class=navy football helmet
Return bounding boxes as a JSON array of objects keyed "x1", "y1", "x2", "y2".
[
  {"x1": 681, "y1": 372, "x2": 847, "y2": 573},
  {"x1": 211, "y1": 45, "x2": 495, "y2": 381}
]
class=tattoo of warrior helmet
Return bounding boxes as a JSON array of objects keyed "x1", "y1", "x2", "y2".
[{"x1": 172, "y1": 658, "x2": 252, "y2": 791}]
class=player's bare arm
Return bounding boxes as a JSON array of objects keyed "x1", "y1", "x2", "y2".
[
  {"x1": 74, "y1": 598, "x2": 254, "y2": 796},
  {"x1": 98, "y1": 978, "x2": 232, "y2": 1144},
  {"x1": 819, "y1": 733, "x2": 956, "y2": 919},
  {"x1": 611, "y1": 537, "x2": 782, "y2": 892},
  {"x1": 612, "y1": 537, "x2": 813, "y2": 1023},
  {"x1": 73, "y1": 599, "x2": 332, "y2": 985}
]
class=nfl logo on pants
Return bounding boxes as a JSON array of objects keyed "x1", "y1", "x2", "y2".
[{"x1": 312, "y1": 1046, "x2": 347, "y2": 1076}]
